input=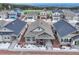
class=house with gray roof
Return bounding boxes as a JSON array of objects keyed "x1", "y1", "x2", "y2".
[
  {"x1": 0, "y1": 20, "x2": 16, "y2": 42},
  {"x1": 53, "y1": 20, "x2": 77, "y2": 46},
  {"x1": 4, "y1": 19, "x2": 27, "y2": 44},
  {"x1": 5, "y1": 19, "x2": 27, "y2": 36},
  {"x1": 52, "y1": 10, "x2": 64, "y2": 23},
  {"x1": 24, "y1": 19, "x2": 54, "y2": 47},
  {"x1": 62, "y1": 10, "x2": 75, "y2": 21},
  {"x1": 0, "y1": 19, "x2": 27, "y2": 49}
]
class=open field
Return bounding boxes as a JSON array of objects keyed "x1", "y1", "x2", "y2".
[{"x1": 22, "y1": 10, "x2": 42, "y2": 14}]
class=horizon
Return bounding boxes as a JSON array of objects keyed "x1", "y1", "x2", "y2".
[{"x1": 13, "y1": 3, "x2": 79, "y2": 7}]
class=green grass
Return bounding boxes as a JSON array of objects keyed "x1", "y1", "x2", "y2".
[
  {"x1": 22, "y1": 10, "x2": 42, "y2": 14},
  {"x1": 22, "y1": 10, "x2": 52, "y2": 15}
]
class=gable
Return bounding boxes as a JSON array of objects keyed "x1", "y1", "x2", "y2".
[
  {"x1": 38, "y1": 32, "x2": 51, "y2": 37},
  {"x1": 36, "y1": 32, "x2": 53, "y2": 39},
  {"x1": 31, "y1": 27, "x2": 44, "y2": 32},
  {"x1": 0, "y1": 27, "x2": 13, "y2": 32},
  {"x1": 0, "y1": 27, "x2": 14, "y2": 35}
]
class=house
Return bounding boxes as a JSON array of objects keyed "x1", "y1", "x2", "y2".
[
  {"x1": 0, "y1": 20, "x2": 16, "y2": 42},
  {"x1": 39, "y1": 9, "x2": 52, "y2": 23},
  {"x1": 40, "y1": 10, "x2": 52, "y2": 19},
  {"x1": 24, "y1": 19, "x2": 55, "y2": 48},
  {"x1": 5, "y1": 19, "x2": 27, "y2": 41},
  {"x1": 22, "y1": 12, "x2": 38, "y2": 22},
  {"x1": 52, "y1": 10, "x2": 64, "y2": 23},
  {"x1": 71, "y1": 34, "x2": 79, "y2": 49},
  {"x1": 0, "y1": 11, "x2": 8, "y2": 19},
  {"x1": 62, "y1": 10, "x2": 75, "y2": 21},
  {"x1": 14, "y1": 8, "x2": 23, "y2": 17},
  {"x1": 39, "y1": 10, "x2": 48, "y2": 19},
  {"x1": 53, "y1": 20, "x2": 77, "y2": 46},
  {"x1": 7, "y1": 8, "x2": 23, "y2": 20},
  {"x1": 0, "y1": 19, "x2": 27, "y2": 49},
  {"x1": 0, "y1": 27, "x2": 15, "y2": 42},
  {"x1": 62, "y1": 10, "x2": 78, "y2": 27},
  {"x1": 8, "y1": 10, "x2": 18, "y2": 20},
  {"x1": 60, "y1": 10, "x2": 79, "y2": 27},
  {"x1": 73, "y1": 10, "x2": 79, "y2": 21}
]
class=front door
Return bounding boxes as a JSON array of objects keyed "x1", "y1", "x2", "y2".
[{"x1": 36, "y1": 39, "x2": 46, "y2": 45}]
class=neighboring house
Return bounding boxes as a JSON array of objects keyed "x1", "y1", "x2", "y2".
[
  {"x1": 73, "y1": 10, "x2": 79, "y2": 21},
  {"x1": 14, "y1": 8, "x2": 23, "y2": 17},
  {"x1": 0, "y1": 11, "x2": 8, "y2": 19},
  {"x1": 24, "y1": 19, "x2": 54, "y2": 47},
  {"x1": 71, "y1": 34, "x2": 79, "y2": 49},
  {"x1": 39, "y1": 10, "x2": 52, "y2": 23},
  {"x1": 62, "y1": 10, "x2": 75, "y2": 21},
  {"x1": 22, "y1": 13, "x2": 37, "y2": 22},
  {"x1": 53, "y1": 20, "x2": 77, "y2": 46},
  {"x1": 62, "y1": 10, "x2": 78, "y2": 27},
  {"x1": 0, "y1": 20, "x2": 16, "y2": 42},
  {"x1": 5, "y1": 19, "x2": 27, "y2": 40},
  {"x1": 39, "y1": 10, "x2": 48, "y2": 19},
  {"x1": 39, "y1": 10, "x2": 52, "y2": 19},
  {"x1": 0, "y1": 27, "x2": 16, "y2": 42},
  {"x1": 52, "y1": 10, "x2": 64, "y2": 23},
  {"x1": 8, "y1": 10, "x2": 18, "y2": 20}
]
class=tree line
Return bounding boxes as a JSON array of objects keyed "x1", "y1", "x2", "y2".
[{"x1": 0, "y1": 3, "x2": 79, "y2": 10}]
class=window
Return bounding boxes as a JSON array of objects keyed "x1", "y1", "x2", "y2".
[
  {"x1": 5, "y1": 37, "x2": 10, "y2": 39},
  {"x1": 64, "y1": 39, "x2": 70, "y2": 42},
  {"x1": 32, "y1": 37, "x2": 35, "y2": 41},
  {"x1": 75, "y1": 41, "x2": 79, "y2": 45},
  {"x1": 61, "y1": 39, "x2": 63, "y2": 42},
  {"x1": 5, "y1": 37, "x2": 7, "y2": 39},
  {"x1": 4, "y1": 28, "x2": 6, "y2": 30},
  {"x1": 8, "y1": 37, "x2": 9, "y2": 39},
  {"x1": 27, "y1": 37, "x2": 30, "y2": 41},
  {"x1": 28, "y1": 17, "x2": 33, "y2": 19}
]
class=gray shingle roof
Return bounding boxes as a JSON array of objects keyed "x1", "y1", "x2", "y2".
[
  {"x1": 52, "y1": 10, "x2": 63, "y2": 13},
  {"x1": 24, "y1": 19, "x2": 55, "y2": 39},
  {"x1": 53, "y1": 20, "x2": 77, "y2": 38}
]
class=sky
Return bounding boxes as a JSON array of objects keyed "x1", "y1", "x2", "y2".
[{"x1": 14, "y1": 3, "x2": 79, "y2": 7}]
